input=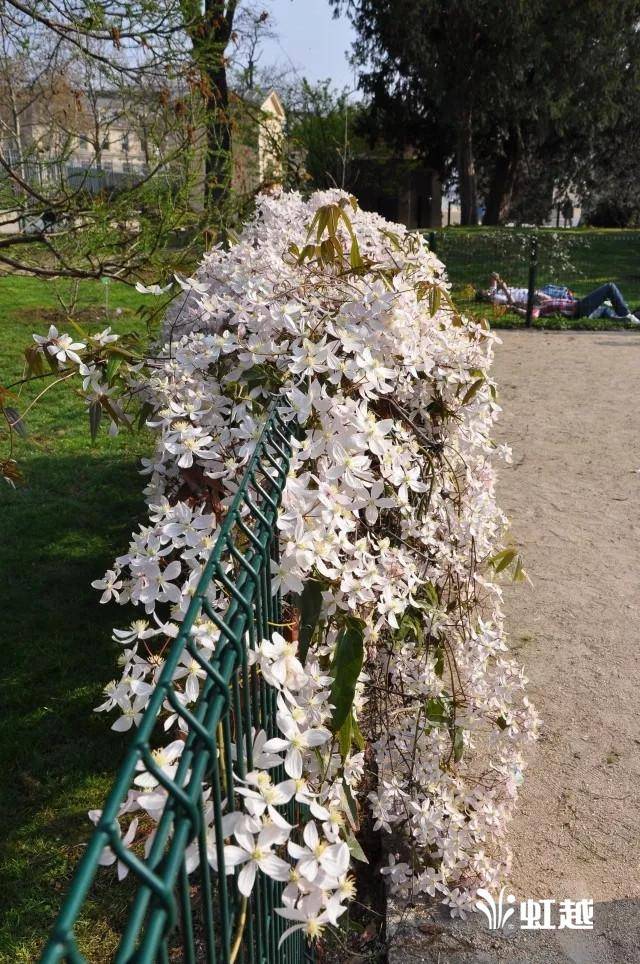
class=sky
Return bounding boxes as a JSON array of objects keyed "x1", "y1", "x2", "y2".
[{"x1": 258, "y1": 0, "x2": 358, "y2": 92}]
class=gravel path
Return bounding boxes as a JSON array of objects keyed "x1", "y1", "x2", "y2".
[{"x1": 389, "y1": 330, "x2": 640, "y2": 963}]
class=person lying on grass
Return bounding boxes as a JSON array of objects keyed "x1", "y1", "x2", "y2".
[{"x1": 477, "y1": 273, "x2": 640, "y2": 324}]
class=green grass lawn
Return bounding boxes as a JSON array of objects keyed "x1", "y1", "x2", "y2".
[
  {"x1": 0, "y1": 276, "x2": 155, "y2": 962},
  {"x1": 430, "y1": 227, "x2": 640, "y2": 330},
  {"x1": 1, "y1": 228, "x2": 639, "y2": 959}
]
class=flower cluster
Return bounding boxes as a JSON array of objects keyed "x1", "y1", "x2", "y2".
[{"x1": 32, "y1": 189, "x2": 538, "y2": 938}]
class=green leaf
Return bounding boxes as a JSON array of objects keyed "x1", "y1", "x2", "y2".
[
  {"x1": 349, "y1": 235, "x2": 362, "y2": 269},
  {"x1": 89, "y1": 399, "x2": 102, "y2": 442},
  {"x1": 24, "y1": 344, "x2": 44, "y2": 376},
  {"x1": 433, "y1": 646, "x2": 445, "y2": 678},
  {"x1": 488, "y1": 548, "x2": 518, "y2": 573},
  {"x1": 396, "y1": 610, "x2": 423, "y2": 645},
  {"x1": 461, "y1": 377, "x2": 485, "y2": 405},
  {"x1": 337, "y1": 710, "x2": 365, "y2": 758},
  {"x1": 351, "y1": 716, "x2": 365, "y2": 751},
  {"x1": 297, "y1": 579, "x2": 323, "y2": 662},
  {"x1": 314, "y1": 206, "x2": 330, "y2": 241},
  {"x1": 137, "y1": 400, "x2": 155, "y2": 431},
  {"x1": 513, "y1": 555, "x2": 526, "y2": 583},
  {"x1": 337, "y1": 713, "x2": 352, "y2": 759},
  {"x1": 298, "y1": 243, "x2": 317, "y2": 264},
  {"x1": 340, "y1": 783, "x2": 359, "y2": 831},
  {"x1": 243, "y1": 364, "x2": 280, "y2": 391},
  {"x1": 327, "y1": 204, "x2": 341, "y2": 237},
  {"x1": 69, "y1": 319, "x2": 89, "y2": 341},
  {"x1": 320, "y1": 237, "x2": 336, "y2": 263},
  {"x1": 4, "y1": 406, "x2": 27, "y2": 439},
  {"x1": 329, "y1": 618, "x2": 365, "y2": 733},
  {"x1": 453, "y1": 726, "x2": 465, "y2": 763},
  {"x1": 346, "y1": 832, "x2": 369, "y2": 863},
  {"x1": 425, "y1": 696, "x2": 449, "y2": 726},
  {"x1": 424, "y1": 581, "x2": 439, "y2": 608},
  {"x1": 105, "y1": 354, "x2": 123, "y2": 385}
]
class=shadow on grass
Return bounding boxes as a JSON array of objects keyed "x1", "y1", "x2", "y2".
[{"x1": 0, "y1": 454, "x2": 145, "y2": 961}]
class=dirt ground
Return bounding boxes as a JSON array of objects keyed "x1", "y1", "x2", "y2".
[{"x1": 389, "y1": 331, "x2": 640, "y2": 963}]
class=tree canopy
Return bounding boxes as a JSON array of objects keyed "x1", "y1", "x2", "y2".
[
  {"x1": 331, "y1": 0, "x2": 640, "y2": 224},
  {"x1": 0, "y1": 1, "x2": 275, "y2": 279}
]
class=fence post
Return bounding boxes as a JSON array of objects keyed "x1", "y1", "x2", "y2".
[{"x1": 525, "y1": 233, "x2": 538, "y2": 327}]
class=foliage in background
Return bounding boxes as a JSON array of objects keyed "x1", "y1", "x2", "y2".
[
  {"x1": 331, "y1": 0, "x2": 640, "y2": 226},
  {"x1": 429, "y1": 226, "x2": 640, "y2": 329},
  {"x1": 0, "y1": 277, "x2": 152, "y2": 961},
  {"x1": 0, "y1": 1, "x2": 280, "y2": 280},
  {"x1": 281, "y1": 79, "x2": 359, "y2": 191}
]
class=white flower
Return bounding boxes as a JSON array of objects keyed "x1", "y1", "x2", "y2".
[
  {"x1": 287, "y1": 821, "x2": 350, "y2": 882},
  {"x1": 111, "y1": 694, "x2": 148, "y2": 732},
  {"x1": 135, "y1": 281, "x2": 173, "y2": 295},
  {"x1": 87, "y1": 815, "x2": 138, "y2": 880},
  {"x1": 164, "y1": 429, "x2": 216, "y2": 469},
  {"x1": 262, "y1": 712, "x2": 332, "y2": 779},
  {"x1": 92, "y1": 570, "x2": 123, "y2": 603},
  {"x1": 258, "y1": 632, "x2": 306, "y2": 691},
  {"x1": 134, "y1": 740, "x2": 184, "y2": 788},
  {"x1": 235, "y1": 772, "x2": 296, "y2": 826},
  {"x1": 223, "y1": 824, "x2": 291, "y2": 896},
  {"x1": 84, "y1": 189, "x2": 537, "y2": 934},
  {"x1": 92, "y1": 326, "x2": 120, "y2": 345},
  {"x1": 276, "y1": 890, "x2": 347, "y2": 947},
  {"x1": 33, "y1": 325, "x2": 85, "y2": 365},
  {"x1": 174, "y1": 273, "x2": 210, "y2": 294},
  {"x1": 173, "y1": 652, "x2": 207, "y2": 702},
  {"x1": 381, "y1": 853, "x2": 411, "y2": 886}
]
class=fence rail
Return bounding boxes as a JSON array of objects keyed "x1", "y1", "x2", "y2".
[{"x1": 40, "y1": 403, "x2": 309, "y2": 964}]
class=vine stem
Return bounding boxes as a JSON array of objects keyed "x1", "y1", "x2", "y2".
[{"x1": 229, "y1": 897, "x2": 248, "y2": 964}]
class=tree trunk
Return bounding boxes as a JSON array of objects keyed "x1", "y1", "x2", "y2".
[
  {"x1": 203, "y1": 62, "x2": 232, "y2": 211},
  {"x1": 186, "y1": 1, "x2": 239, "y2": 217},
  {"x1": 457, "y1": 109, "x2": 477, "y2": 226},
  {"x1": 483, "y1": 129, "x2": 521, "y2": 225}
]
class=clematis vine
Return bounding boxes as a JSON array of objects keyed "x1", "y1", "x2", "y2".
[{"x1": 27, "y1": 189, "x2": 538, "y2": 942}]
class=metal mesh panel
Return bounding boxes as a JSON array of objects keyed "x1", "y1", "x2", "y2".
[{"x1": 41, "y1": 404, "x2": 311, "y2": 964}]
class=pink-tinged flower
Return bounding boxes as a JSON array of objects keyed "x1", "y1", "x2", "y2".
[{"x1": 92, "y1": 570, "x2": 123, "y2": 603}]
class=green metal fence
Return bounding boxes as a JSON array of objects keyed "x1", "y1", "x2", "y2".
[{"x1": 41, "y1": 403, "x2": 310, "y2": 964}]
